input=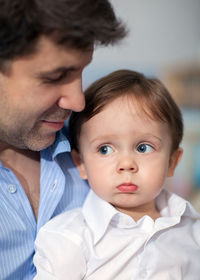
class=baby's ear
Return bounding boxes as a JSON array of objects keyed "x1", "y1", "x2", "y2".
[
  {"x1": 167, "y1": 148, "x2": 183, "y2": 177},
  {"x1": 71, "y1": 149, "x2": 88, "y2": 180}
]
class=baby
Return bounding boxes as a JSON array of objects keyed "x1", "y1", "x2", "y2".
[{"x1": 34, "y1": 69, "x2": 200, "y2": 279}]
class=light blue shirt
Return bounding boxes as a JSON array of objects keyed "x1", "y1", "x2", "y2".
[{"x1": 0, "y1": 130, "x2": 90, "y2": 280}]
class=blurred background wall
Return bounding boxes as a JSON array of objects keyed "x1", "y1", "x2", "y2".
[{"x1": 83, "y1": 0, "x2": 200, "y2": 211}]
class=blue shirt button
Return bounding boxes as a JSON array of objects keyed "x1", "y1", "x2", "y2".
[
  {"x1": 8, "y1": 185, "x2": 17, "y2": 194},
  {"x1": 50, "y1": 179, "x2": 57, "y2": 192}
]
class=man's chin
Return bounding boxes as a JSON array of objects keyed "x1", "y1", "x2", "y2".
[{"x1": 24, "y1": 134, "x2": 56, "y2": 151}]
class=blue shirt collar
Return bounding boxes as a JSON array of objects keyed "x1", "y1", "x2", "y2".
[
  {"x1": 52, "y1": 130, "x2": 71, "y2": 158},
  {"x1": 46, "y1": 130, "x2": 71, "y2": 160}
]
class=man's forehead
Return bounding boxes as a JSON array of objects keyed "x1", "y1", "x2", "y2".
[
  {"x1": 32, "y1": 36, "x2": 93, "y2": 70},
  {"x1": 35, "y1": 35, "x2": 93, "y2": 55},
  {"x1": 3, "y1": 36, "x2": 93, "y2": 77}
]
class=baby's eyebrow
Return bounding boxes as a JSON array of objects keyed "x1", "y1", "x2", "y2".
[
  {"x1": 141, "y1": 133, "x2": 161, "y2": 139},
  {"x1": 90, "y1": 134, "x2": 116, "y2": 144}
]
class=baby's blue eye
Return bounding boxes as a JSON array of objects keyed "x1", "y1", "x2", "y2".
[
  {"x1": 99, "y1": 145, "x2": 113, "y2": 155},
  {"x1": 137, "y1": 143, "x2": 153, "y2": 153}
]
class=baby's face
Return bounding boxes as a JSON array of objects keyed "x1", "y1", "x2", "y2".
[{"x1": 76, "y1": 95, "x2": 182, "y2": 220}]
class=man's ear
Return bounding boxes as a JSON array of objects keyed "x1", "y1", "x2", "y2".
[
  {"x1": 71, "y1": 149, "x2": 88, "y2": 180},
  {"x1": 167, "y1": 148, "x2": 183, "y2": 177}
]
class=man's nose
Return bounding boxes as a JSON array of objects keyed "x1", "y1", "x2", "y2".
[{"x1": 56, "y1": 78, "x2": 85, "y2": 112}]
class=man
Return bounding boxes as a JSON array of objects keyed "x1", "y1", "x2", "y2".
[{"x1": 0, "y1": 0, "x2": 126, "y2": 278}]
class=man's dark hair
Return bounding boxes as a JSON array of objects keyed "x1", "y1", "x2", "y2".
[{"x1": 0, "y1": 0, "x2": 127, "y2": 71}]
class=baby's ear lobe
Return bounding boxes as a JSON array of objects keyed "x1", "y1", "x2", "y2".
[
  {"x1": 71, "y1": 149, "x2": 88, "y2": 180},
  {"x1": 167, "y1": 148, "x2": 183, "y2": 177}
]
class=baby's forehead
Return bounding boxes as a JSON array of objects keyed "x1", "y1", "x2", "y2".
[
  {"x1": 79, "y1": 96, "x2": 171, "y2": 149},
  {"x1": 103, "y1": 94, "x2": 158, "y2": 121}
]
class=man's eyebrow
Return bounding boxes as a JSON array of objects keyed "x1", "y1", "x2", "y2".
[{"x1": 35, "y1": 66, "x2": 76, "y2": 78}]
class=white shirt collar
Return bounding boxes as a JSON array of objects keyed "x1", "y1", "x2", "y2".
[
  {"x1": 82, "y1": 190, "x2": 119, "y2": 244},
  {"x1": 82, "y1": 189, "x2": 199, "y2": 244},
  {"x1": 157, "y1": 189, "x2": 199, "y2": 219}
]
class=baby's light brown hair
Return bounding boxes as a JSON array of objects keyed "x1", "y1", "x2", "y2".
[{"x1": 69, "y1": 69, "x2": 183, "y2": 154}]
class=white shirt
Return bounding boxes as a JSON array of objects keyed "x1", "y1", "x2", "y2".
[{"x1": 34, "y1": 189, "x2": 200, "y2": 280}]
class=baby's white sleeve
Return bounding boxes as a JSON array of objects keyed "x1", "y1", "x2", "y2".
[{"x1": 33, "y1": 226, "x2": 87, "y2": 280}]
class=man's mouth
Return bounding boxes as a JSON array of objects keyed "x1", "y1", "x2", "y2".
[
  {"x1": 117, "y1": 183, "x2": 138, "y2": 193},
  {"x1": 41, "y1": 120, "x2": 65, "y2": 130}
]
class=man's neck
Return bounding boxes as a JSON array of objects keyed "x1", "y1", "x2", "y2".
[
  {"x1": 0, "y1": 142, "x2": 41, "y2": 220},
  {"x1": 0, "y1": 142, "x2": 40, "y2": 168}
]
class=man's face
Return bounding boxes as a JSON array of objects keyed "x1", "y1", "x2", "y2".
[{"x1": 0, "y1": 36, "x2": 93, "y2": 151}]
